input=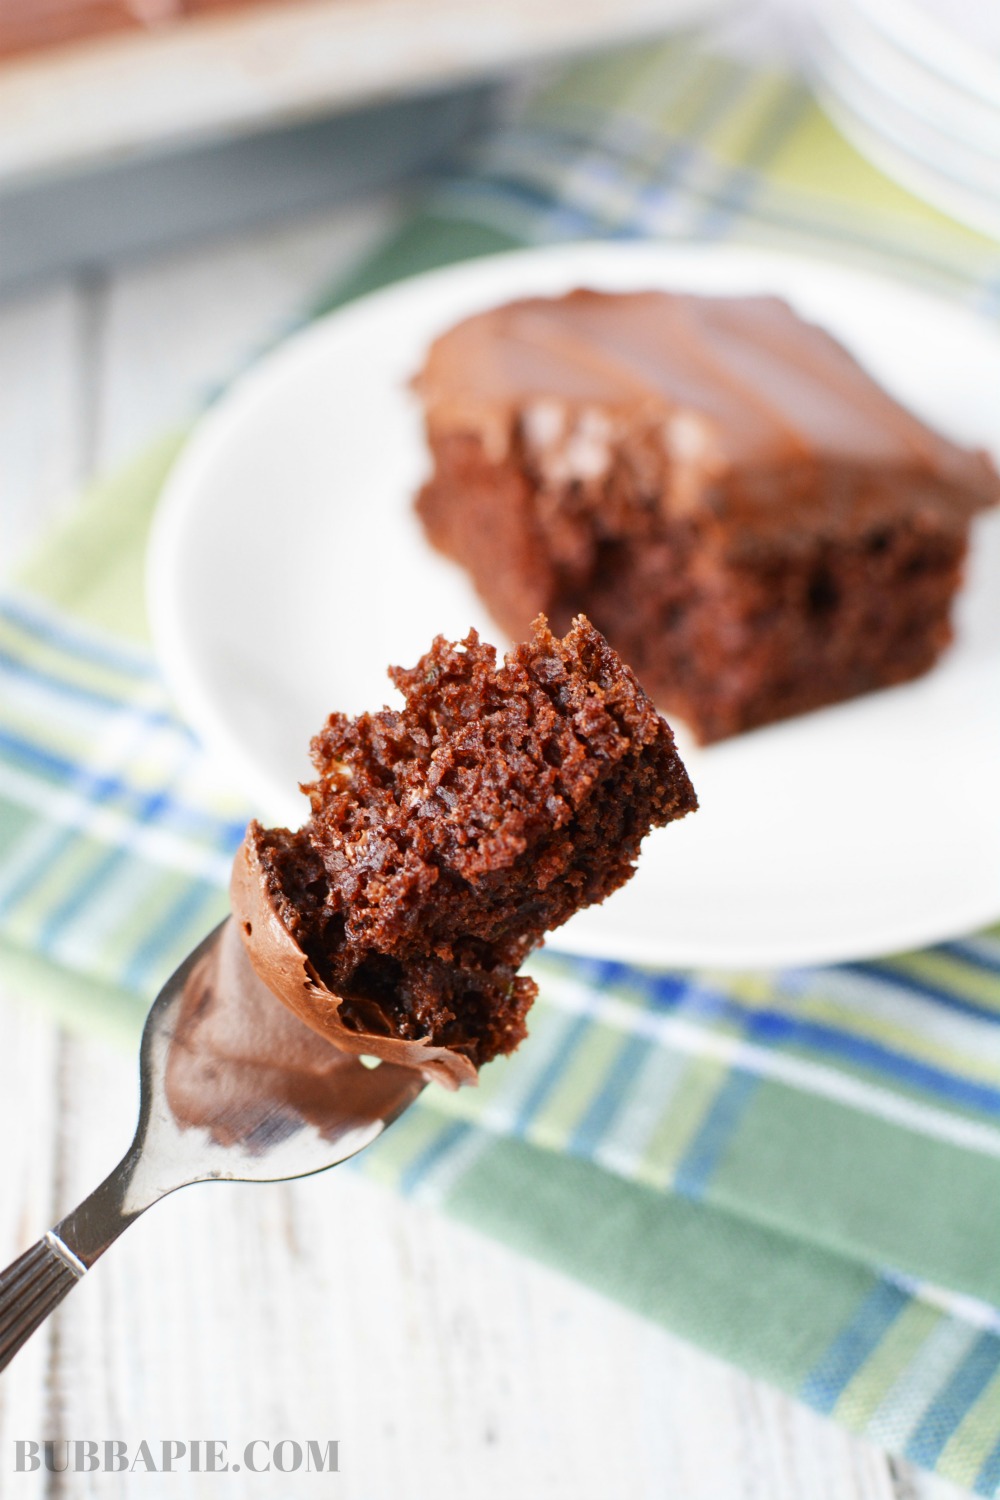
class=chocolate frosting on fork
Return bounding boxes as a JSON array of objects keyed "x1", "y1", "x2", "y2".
[
  {"x1": 163, "y1": 915, "x2": 431, "y2": 1146},
  {"x1": 228, "y1": 836, "x2": 478, "y2": 1090}
]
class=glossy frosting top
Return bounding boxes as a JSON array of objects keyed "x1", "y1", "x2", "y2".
[
  {"x1": 416, "y1": 290, "x2": 999, "y2": 518},
  {"x1": 163, "y1": 916, "x2": 428, "y2": 1144}
]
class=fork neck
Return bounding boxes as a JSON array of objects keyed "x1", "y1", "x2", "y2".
[{"x1": 52, "y1": 1144, "x2": 157, "y2": 1270}]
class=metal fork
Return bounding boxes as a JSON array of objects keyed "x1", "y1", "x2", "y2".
[{"x1": 0, "y1": 918, "x2": 426, "y2": 1374}]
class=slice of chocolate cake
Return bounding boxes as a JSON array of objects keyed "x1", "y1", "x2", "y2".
[
  {"x1": 232, "y1": 616, "x2": 696, "y2": 1088},
  {"x1": 414, "y1": 289, "x2": 1000, "y2": 742}
]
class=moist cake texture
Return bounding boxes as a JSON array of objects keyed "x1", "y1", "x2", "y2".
[
  {"x1": 414, "y1": 289, "x2": 999, "y2": 742},
  {"x1": 233, "y1": 616, "x2": 696, "y2": 1087}
]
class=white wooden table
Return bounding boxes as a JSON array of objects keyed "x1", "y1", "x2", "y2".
[{"x1": 0, "y1": 196, "x2": 970, "y2": 1500}]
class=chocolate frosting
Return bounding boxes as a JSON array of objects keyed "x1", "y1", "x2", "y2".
[
  {"x1": 415, "y1": 290, "x2": 999, "y2": 527},
  {"x1": 163, "y1": 916, "x2": 426, "y2": 1146},
  {"x1": 229, "y1": 836, "x2": 477, "y2": 1090}
]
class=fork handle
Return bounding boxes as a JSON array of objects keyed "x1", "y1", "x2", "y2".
[
  {"x1": 0, "y1": 1158, "x2": 146, "y2": 1376},
  {"x1": 0, "y1": 1233, "x2": 86, "y2": 1373}
]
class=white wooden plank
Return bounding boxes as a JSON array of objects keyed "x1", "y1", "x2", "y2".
[
  {"x1": 0, "y1": 270, "x2": 88, "y2": 1494},
  {"x1": 0, "y1": 281, "x2": 91, "y2": 565},
  {"x1": 0, "y1": 992, "x2": 66, "y2": 1500},
  {"x1": 92, "y1": 194, "x2": 401, "y2": 477}
]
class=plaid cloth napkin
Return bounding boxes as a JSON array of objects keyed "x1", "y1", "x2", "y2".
[{"x1": 5, "y1": 37, "x2": 1000, "y2": 1493}]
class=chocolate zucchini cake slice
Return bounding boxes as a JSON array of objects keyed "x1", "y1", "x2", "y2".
[
  {"x1": 232, "y1": 616, "x2": 696, "y2": 1087},
  {"x1": 414, "y1": 289, "x2": 999, "y2": 742}
]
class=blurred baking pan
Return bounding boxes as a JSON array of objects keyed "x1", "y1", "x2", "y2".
[
  {"x1": 0, "y1": 0, "x2": 718, "y2": 184},
  {"x1": 0, "y1": 0, "x2": 718, "y2": 293}
]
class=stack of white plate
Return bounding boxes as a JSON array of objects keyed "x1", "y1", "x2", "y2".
[{"x1": 803, "y1": 0, "x2": 1000, "y2": 241}]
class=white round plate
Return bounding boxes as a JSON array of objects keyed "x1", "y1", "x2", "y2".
[{"x1": 148, "y1": 242, "x2": 1000, "y2": 971}]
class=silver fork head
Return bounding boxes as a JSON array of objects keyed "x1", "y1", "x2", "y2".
[
  {"x1": 0, "y1": 917, "x2": 427, "y2": 1373},
  {"x1": 107, "y1": 916, "x2": 426, "y2": 1228},
  {"x1": 1, "y1": 917, "x2": 428, "y2": 1372},
  {"x1": 42, "y1": 918, "x2": 427, "y2": 1269},
  {"x1": 143, "y1": 916, "x2": 426, "y2": 1187}
]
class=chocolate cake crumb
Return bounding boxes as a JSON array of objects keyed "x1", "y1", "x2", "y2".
[{"x1": 247, "y1": 616, "x2": 696, "y2": 1068}]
